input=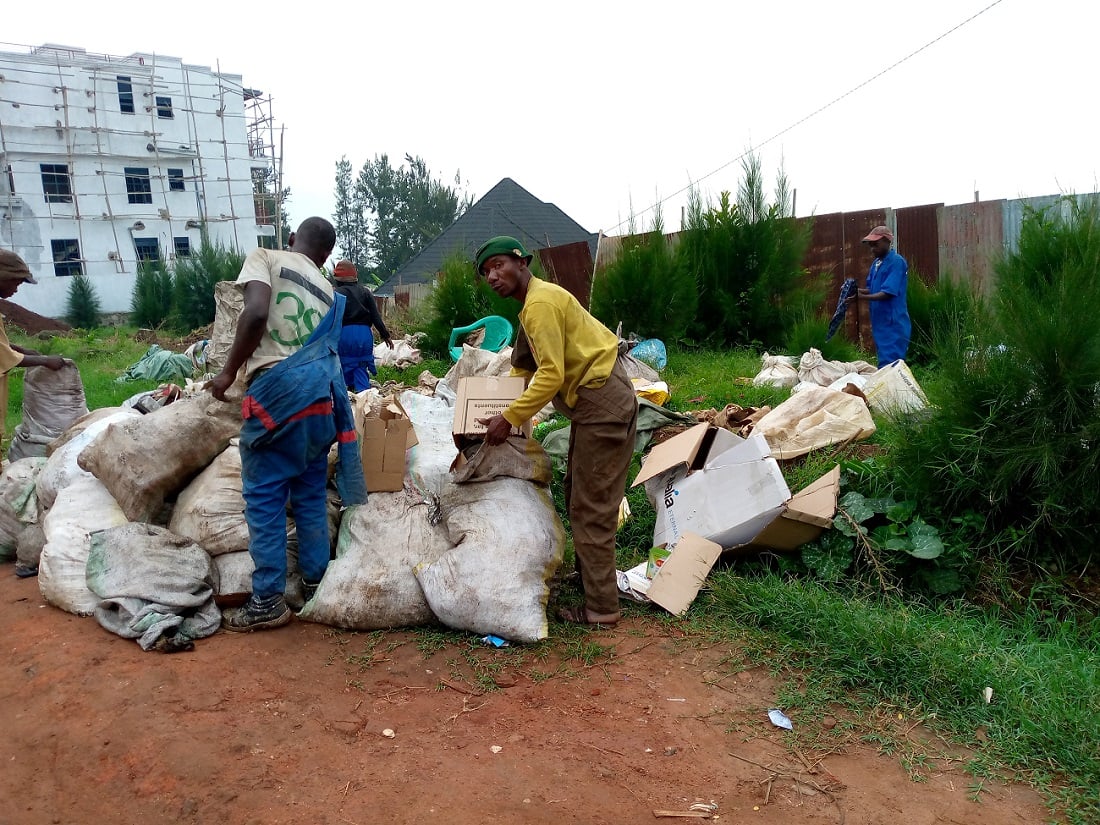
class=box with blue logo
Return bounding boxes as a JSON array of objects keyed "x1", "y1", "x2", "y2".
[{"x1": 632, "y1": 423, "x2": 838, "y2": 554}]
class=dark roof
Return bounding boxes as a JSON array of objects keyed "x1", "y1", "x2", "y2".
[{"x1": 376, "y1": 178, "x2": 597, "y2": 296}]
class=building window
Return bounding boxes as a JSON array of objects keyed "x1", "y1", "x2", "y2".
[
  {"x1": 40, "y1": 163, "x2": 73, "y2": 203},
  {"x1": 124, "y1": 167, "x2": 152, "y2": 204},
  {"x1": 167, "y1": 168, "x2": 185, "y2": 192},
  {"x1": 134, "y1": 237, "x2": 160, "y2": 263},
  {"x1": 4, "y1": 164, "x2": 14, "y2": 195},
  {"x1": 173, "y1": 237, "x2": 191, "y2": 257},
  {"x1": 155, "y1": 96, "x2": 174, "y2": 119},
  {"x1": 117, "y1": 76, "x2": 135, "y2": 114},
  {"x1": 51, "y1": 239, "x2": 83, "y2": 278}
]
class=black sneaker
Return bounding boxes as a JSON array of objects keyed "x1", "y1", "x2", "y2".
[
  {"x1": 301, "y1": 580, "x2": 320, "y2": 604},
  {"x1": 222, "y1": 595, "x2": 292, "y2": 632},
  {"x1": 14, "y1": 563, "x2": 38, "y2": 579}
]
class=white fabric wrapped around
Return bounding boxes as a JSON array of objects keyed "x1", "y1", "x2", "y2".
[
  {"x1": 38, "y1": 475, "x2": 128, "y2": 616},
  {"x1": 754, "y1": 385, "x2": 876, "y2": 460}
]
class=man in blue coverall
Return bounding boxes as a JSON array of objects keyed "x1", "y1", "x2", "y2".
[{"x1": 857, "y1": 225, "x2": 911, "y2": 366}]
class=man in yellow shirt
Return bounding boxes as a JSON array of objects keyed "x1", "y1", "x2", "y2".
[
  {"x1": 0, "y1": 249, "x2": 68, "y2": 442},
  {"x1": 475, "y1": 236, "x2": 637, "y2": 627}
]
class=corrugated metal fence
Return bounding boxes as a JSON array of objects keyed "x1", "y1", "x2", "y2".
[{"x1": 596, "y1": 193, "x2": 1096, "y2": 349}]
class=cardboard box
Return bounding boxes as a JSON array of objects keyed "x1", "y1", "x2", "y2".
[
  {"x1": 632, "y1": 423, "x2": 840, "y2": 554},
  {"x1": 360, "y1": 400, "x2": 418, "y2": 492},
  {"x1": 452, "y1": 376, "x2": 530, "y2": 443},
  {"x1": 627, "y1": 426, "x2": 840, "y2": 615}
]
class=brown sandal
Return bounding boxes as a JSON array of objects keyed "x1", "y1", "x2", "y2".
[{"x1": 557, "y1": 604, "x2": 621, "y2": 627}]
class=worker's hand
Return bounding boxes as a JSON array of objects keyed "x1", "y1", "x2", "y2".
[
  {"x1": 476, "y1": 414, "x2": 513, "y2": 446},
  {"x1": 843, "y1": 294, "x2": 855, "y2": 308},
  {"x1": 857, "y1": 288, "x2": 871, "y2": 298},
  {"x1": 43, "y1": 356, "x2": 66, "y2": 371},
  {"x1": 208, "y1": 370, "x2": 235, "y2": 403},
  {"x1": 384, "y1": 338, "x2": 395, "y2": 350}
]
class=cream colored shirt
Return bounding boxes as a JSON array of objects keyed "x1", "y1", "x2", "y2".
[{"x1": 235, "y1": 248, "x2": 334, "y2": 381}]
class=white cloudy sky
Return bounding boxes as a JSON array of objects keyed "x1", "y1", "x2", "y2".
[{"x1": 4, "y1": 0, "x2": 1095, "y2": 235}]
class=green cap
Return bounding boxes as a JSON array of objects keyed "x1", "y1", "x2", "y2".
[{"x1": 475, "y1": 236, "x2": 532, "y2": 275}]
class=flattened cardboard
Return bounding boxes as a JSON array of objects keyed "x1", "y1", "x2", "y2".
[
  {"x1": 452, "y1": 376, "x2": 528, "y2": 443},
  {"x1": 645, "y1": 532, "x2": 723, "y2": 616}
]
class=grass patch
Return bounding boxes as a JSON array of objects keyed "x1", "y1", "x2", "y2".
[{"x1": 694, "y1": 571, "x2": 1100, "y2": 824}]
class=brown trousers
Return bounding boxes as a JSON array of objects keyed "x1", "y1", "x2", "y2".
[{"x1": 562, "y1": 359, "x2": 638, "y2": 614}]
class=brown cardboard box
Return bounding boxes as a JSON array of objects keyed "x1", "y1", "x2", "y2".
[
  {"x1": 360, "y1": 400, "x2": 418, "y2": 493},
  {"x1": 452, "y1": 376, "x2": 530, "y2": 444}
]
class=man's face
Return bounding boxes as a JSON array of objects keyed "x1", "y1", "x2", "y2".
[
  {"x1": 869, "y1": 238, "x2": 891, "y2": 258},
  {"x1": 0, "y1": 279, "x2": 23, "y2": 299},
  {"x1": 481, "y1": 254, "x2": 523, "y2": 298}
]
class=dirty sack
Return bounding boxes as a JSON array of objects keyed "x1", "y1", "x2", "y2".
[
  {"x1": 400, "y1": 390, "x2": 460, "y2": 499},
  {"x1": 8, "y1": 363, "x2": 88, "y2": 461},
  {"x1": 797, "y1": 348, "x2": 876, "y2": 388},
  {"x1": 753, "y1": 385, "x2": 876, "y2": 459},
  {"x1": 116, "y1": 344, "x2": 196, "y2": 383},
  {"x1": 373, "y1": 335, "x2": 422, "y2": 370},
  {"x1": 416, "y1": 477, "x2": 564, "y2": 643},
  {"x1": 862, "y1": 360, "x2": 929, "y2": 417},
  {"x1": 16, "y1": 522, "x2": 46, "y2": 577},
  {"x1": 206, "y1": 281, "x2": 243, "y2": 377},
  {"x1": 86, "y1": 523, "x2": 221, "y2": 652},
  {"x1": 79, "y1": 393, "x2": 240, "y2": 522},
  {"x1": 299, "y1": 493, "x2": 450, "y2": 630},
  {"x1": 752, "y1": 352, "x2": 799, "y2": 389},
  {"x1": 168, "y1": 442, "x2": 249, "y2": 555},
  {"x1": 0, "y1": 457, "x2": 46, "y2": 561},
  {"x1": 38, "y1": 474, "x2": 128, "y2": 616},
  {"x1": 442, "y1": 346, "x2": 514, "y2": 385},
  {"x1": 36, "y1": 408, "x2": 140, "y2": 511},
  {"x1": 451, "y1": 436, "x2": 553, "y2": 485}
]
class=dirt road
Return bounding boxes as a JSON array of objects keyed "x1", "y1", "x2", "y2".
[{"x1": 0, "y1": 572, "x2": 1046, "y2": 825}]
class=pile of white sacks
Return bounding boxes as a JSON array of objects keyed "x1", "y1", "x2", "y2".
[{"x1": 0, "y1": 342, "x2": 564, "y2": 650}]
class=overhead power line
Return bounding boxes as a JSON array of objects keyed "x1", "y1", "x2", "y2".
[{"x1": 608, "y1": 0, "x2": 1006, "y2": 233}]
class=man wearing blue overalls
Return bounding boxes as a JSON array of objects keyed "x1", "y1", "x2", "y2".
[
  {"x1": 209, "y1": 217, "x2": 366, "y2": 631},
  {"x1": 858, "y1": 225, "x2": 911, "y2": 366}
]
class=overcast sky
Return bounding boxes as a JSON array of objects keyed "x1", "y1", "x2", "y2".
[{"x1": 4, "y1": 0, "x2": 1095, "y2": 237}]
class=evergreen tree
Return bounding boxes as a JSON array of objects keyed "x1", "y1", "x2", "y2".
[{"x1": 65, "y1": 274, "x2": 102, "y2": 329}]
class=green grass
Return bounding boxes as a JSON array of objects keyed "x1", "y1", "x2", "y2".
[{"x1": 691, "y1": 572, "x2": 1100, "y2": 825}]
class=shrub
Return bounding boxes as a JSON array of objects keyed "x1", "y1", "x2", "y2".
[
  {"x1": 905, "y1": 271, "x2": 983, "y2": 366},
  {"x1": 64, "y1": 274, "x2": 102, "y2": 329},
  {"x1": 170, "y1": 236, "x2": 244, "y2": 331},
  {"x1": 888, "y1": 195, "x2": 1100, "y2": 568},
  {"x1": 130, "y1": 258, "x2": 173, "y2": 329},
  {"x1": 676, "y1": 154, "x2": 813, "y2": 348},
  {"x1": 590, "y1": 210, "x2": 696, "y2": 342}
]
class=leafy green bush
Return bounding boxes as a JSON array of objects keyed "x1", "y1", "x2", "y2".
[
  {"x1": 888, "y1": 195, "x2": 1100, "y2": 568},
  {"x1": 170, "y1": 236, "x2": 243, "y2": 332},
  {"x1": 677, "y1": 155, "x2": 813, "y2": 348},
  {"x1": 64, "y1": 274, "x2": 102, "y2": 329},
  {"x1": 130, "y1": 258, "x2": 173, "y2": 329},
  {"x1": 590, "y1": 211, "x2": 696, "y2": 341}
]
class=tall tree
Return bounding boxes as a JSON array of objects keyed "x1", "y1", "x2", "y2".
[
  {"x1": 333, "y1": 156, "x2": 367, "y2": 268},
  {"x1": 331, "y1": 153, "x2": 470, "y2": 282}
]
